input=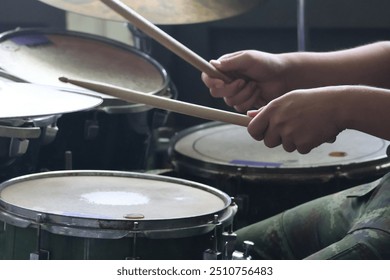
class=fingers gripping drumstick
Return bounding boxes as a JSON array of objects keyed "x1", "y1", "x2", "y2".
[
  {"x1": 59, "y1": 77, "x2": 250, "y2": 127},
  {"x1": 100, "y1": 0, "x2": 231, "y2": 82}
]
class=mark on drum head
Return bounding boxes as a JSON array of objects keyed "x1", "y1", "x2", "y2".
[
  {"x1": 329, "y1": 151, "x2": 348, "y2": 157},
  {"x1": 123, "y1": 213, "x2": 145, "y2": 219},
  {"x1": 11, "y1": 35, "x2": 52, "y2": 47}
]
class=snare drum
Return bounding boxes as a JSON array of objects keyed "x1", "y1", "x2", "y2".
[
  {"x1": 0, "y1": 28, "x2": 175, "y2": 171},
  {"x1": 0, "y1": 170, "x2": 236, "y2": 260},
  {"x1": 169, "y1": 122, "x2": 390, "y2": 224}
]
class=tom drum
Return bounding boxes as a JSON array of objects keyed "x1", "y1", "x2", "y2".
[
  {"x1": 169, "y1": 122, "x2": 390, "y2": 224},
  {"x1": 0, "y1": 28, "x2": 175, "y2": 171}
]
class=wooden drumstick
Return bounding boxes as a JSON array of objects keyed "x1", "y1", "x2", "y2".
[
  {"x1": 100, "y1": 0, "x2": 232, "y2": 82},
  {"x1": 59, "y1": 77, "x2": 250, "y2": 127}
]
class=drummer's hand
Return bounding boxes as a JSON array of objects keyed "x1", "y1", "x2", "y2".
[
  {"x1": 247, "y1": 86, "x2": 346, "y2": 154},
  {"x1": 201, "y1": 50, "x2": 289, "y2": 112}
]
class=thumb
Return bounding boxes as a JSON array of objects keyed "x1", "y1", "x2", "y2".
[{"x1": 247, "y1": 108, "x2": 263, "y2": 117}]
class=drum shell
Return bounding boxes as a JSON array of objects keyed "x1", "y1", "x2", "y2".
[
  {"x1": 0, "y1": 170, "x2": 236, "y2": 260},
  {"x1": 0, "y1": 224, "x2": 222, "y2": 260},
  {"x1": 168, "y1": 122, "x2": 390, "y2": 224}
]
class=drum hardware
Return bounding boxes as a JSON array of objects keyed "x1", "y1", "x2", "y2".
[
  {"x1": 222, "y1": 231, "x2": 238, "y2": 259},
  {"x1": 203, "y1": 214, "x2": 223, "y2": 260},
  {"x1": 84, "y1": 117, "x2": 100, "y2": 141},
  {"x1": 231, "y1": 240, "x2": 255, "y2": 260},
  {"x1": 6, "y1": 138, "x2": 29, "y2": 160},
  {"x1": 202, "y1": 199, "x2": 251, "y2": 260},
  {"x1": 64, "y1": 151, "x2": 73, "y2": 170},
  {"x1": 0, "y1": 125, "x2": 41, "y2": 140},
  {"x1": 125, "y1": 221, "x2": 140, "y2": 260},
  {"x1": 0, "y1": 117, "x2": 62, "y2": 181},
  {"x1": 127, "y1": 24, "x2": 152, "y2": 55},
  {"x1": 30, "y1": 214, "x2": 50, "y2": 260},
  {"x1": 143, "y1": 126, "x2": 176, "y2": 170},
  {"x1": 31, "y1": 115, "x2": 60, "y2": 146},
  {"x1": 84, "y1": 239, "x2": 92, "y2": 260},
  {"x1": 202, "y1": 213, "x2": 256, "y2": 260},
  {"x1": 0, "y1": 125, "x2": 40, "y2": 160}
]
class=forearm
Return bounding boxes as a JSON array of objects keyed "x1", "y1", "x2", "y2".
[
  {"x1": 338, "y1": 85, "x2": 390, "y2": 140},
  {"x1": 280, "y1": 41, "x2": 390, "y2": 91}
]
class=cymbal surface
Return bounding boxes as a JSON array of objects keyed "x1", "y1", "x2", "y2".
[
  {"x1": 0, "y1": 82, "x2": 102, "y2": 119},
  {"x1": 37, "y1": 0, "x2": 262, "y2": 24}
]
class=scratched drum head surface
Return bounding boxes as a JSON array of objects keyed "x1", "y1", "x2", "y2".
[
  {"x1": 172, "y1": 122, "x2": 390, "y2": 168},
  {"x1": 0, "y1": 171, "x2": 228, "y2": 220},
  {"x1": 0, "y1": 28, "x2": 169, "y2": 100}
]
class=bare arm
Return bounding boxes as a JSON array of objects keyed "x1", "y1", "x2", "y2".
[{"x1": 281, "y1": 41, "x2": 390, "y2": 91}]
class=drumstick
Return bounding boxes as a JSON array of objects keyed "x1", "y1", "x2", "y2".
[
  {"x1": 59, "y1": 77, "x2": 251, "y2": 127},
  {"x1": 100, "y1": 0, "x2": 232, "y2": 82}
]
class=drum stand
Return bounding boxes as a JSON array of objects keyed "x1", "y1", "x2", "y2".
[
  {"x1": 127, "y1": 23, "x2": 152, "y2": 55},
  {"x1": 297, "y1": 0, "x2": 308, "y2": 51}
]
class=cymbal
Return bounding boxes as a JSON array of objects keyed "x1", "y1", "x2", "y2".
[
  {"x1": 0, "y1": 82, "x2": 102, "y2": 119},
  {"x1": 37, "y1": 0, "x2": 262, "y2": 25}
]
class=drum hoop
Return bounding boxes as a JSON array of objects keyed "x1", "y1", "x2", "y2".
[
  {"x1": 169, "y1": 122, "x2": 390, "y2": 184},
  {"x1": 0, "y1": 27, "x2": 171, "y2": 113},
  {"x1": 0, "y1": 170, "x2": 235, "y2": 239}
]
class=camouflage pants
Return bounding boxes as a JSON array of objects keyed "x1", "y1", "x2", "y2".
[{"x1": 235, "y1": 173, "x2": 390, "y2": 259}]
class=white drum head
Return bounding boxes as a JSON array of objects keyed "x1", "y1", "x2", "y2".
[
  {"x1": 0, "y1": 171, "x2": 227, "y2": 221},
  {"x1": 173, "y1": 123, "x2": 390, "y2": 168}
]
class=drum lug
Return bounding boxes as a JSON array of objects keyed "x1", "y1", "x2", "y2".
[
  {"x1": 84, "y1": 119, "x2": 99, "y2": 140},
  {"x1": 221, "y1": 231, "x2": 238, "y2": 260},
  {"x1": 30, "y1": 213, "x2": 50, "y2": 260},
  {"x1": 40, "y1": 125, "x2": 59, "y2": 145},
  {"x1": 9, "y1": 138, "x2": 29, "y2": 157},
  {"x1": 231, "y1": 240, "x2": 255, "y2": 260},
  {"x1": 203, "y1": 215, "x2": 223, "y2": 260},
  {"x1": 30, "y1": 250, "x2": 50, "y2": 260},
  {"x1": 125, "y1": 222, "x2": 140, "y2": 260}
]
